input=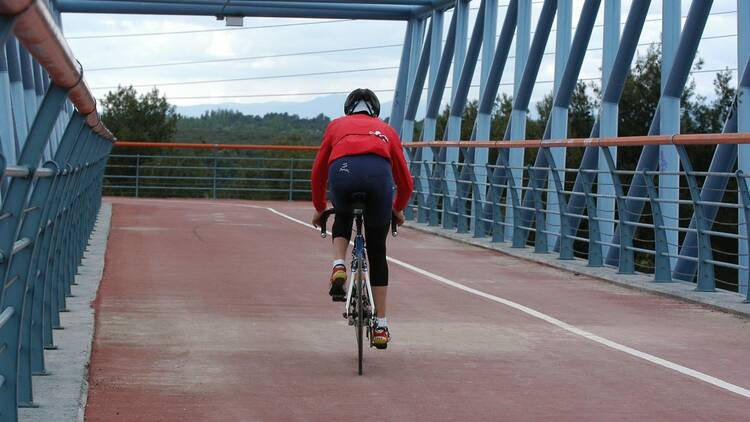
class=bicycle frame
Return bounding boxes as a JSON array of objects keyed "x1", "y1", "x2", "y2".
[{"x1": 343, "y1": 210, "x2": 376, "y2": 323}]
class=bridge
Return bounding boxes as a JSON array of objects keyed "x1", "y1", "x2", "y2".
[{"x1": 2, "y1": 0, "x2": 750, "y2": 421}]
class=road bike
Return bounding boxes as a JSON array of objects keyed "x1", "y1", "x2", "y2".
[{"x1": 319, "y1": 192, "x2": 397, "y2": 375}]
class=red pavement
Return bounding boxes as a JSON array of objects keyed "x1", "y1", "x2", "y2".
[{"x1": 85, "y1": 198, "x2": 750, "y2": 421}]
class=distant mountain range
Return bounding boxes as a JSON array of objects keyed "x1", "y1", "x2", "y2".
[{"x1": 175, "y1": 94, "x2": 425, "y2": 119}]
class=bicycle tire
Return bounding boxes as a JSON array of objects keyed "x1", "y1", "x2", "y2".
[{"x1": 356, "y1": 263, "x2": 364, "y2": 376}]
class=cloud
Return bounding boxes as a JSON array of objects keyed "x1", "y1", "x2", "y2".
[{"x1": 63, "y1": 0, "x2": 740, "y2": 111}]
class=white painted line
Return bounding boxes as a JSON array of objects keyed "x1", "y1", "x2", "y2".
[{"x1": 117, "y1": 198, "x2": 750, "y2": 399}]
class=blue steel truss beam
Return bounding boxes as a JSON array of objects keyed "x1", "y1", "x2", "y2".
[
  {"x1": 414, "y1": 9, "x2": 444, "y2": 222},
  {"x1": 459, "y1": 0, "x2": 496, "y2": 236},
  {"x1": 605, "y1": 0, "x2": 714, "y2": 266},
  {"x1": 438, "y1": 0, "x2": 469, "y2": 229},
  {"x1": 6, "y1": 38, "x2": 26, "y2": 161},
  {"x1": 502, "y1": 0, "x2": 557, "y2": 141},
  {"x1": 493, "y1": 0, "x2": 556, "y2": 242},
  {"x1": 672, "y1": 54, "x2": 750, "y2": 283},
  {"x1": 598, "y1": 0, "x2": 621, "y2": 257},
  {"x1": 739, "y1": 0, "x2": 750, "y2": 295},
  {"x1": 546, "y1": 0, "x2": 571, "y2": 247},
  {"x1": 401, "y1": 17, "x2": 431, "y2": 221},
  {"x1": 403, "y1": 21, "x2": 433, "y2": 133},
  {"x1": 56, "y1": 0, "x2": 419, "y2": 19},
  {"x1": 503, "y1": 0, "x2": 530, "y2": 240},
  {"x1": 475, "y1": 0, "x2": 516, "y2": 237},
  {"x1": 553, "y1": 0, "x2": 650, "y2": 253},
  {"x1": 660, "y1": 0, "x2": 681, "y2": 270},
  {"x1": 514, "y1": 0, "x2": 601, "y2": 247},
  {"x1": 422, "y1": 8, "x2": 457, "y2": 225},
  {"x1": 448, "y1": 0, "x2": 487, "y2": 232},
  {"x1": 422, "y1": 7, "x2": 456, "y2": 141},
  {"x1": 390, "y1": 18, "x2": 418, "y2": 135}
]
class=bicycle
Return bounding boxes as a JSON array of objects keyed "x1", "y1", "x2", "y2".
[{"x1": 319, "y1": 192, "x2": 397, "y2": 375}]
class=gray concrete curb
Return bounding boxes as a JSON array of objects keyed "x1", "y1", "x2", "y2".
[
  {"x1": 403, "y1": 221, "x2": 750, "y2": 319},
  {"x1": 19, "y1": 203, "x2": 112, "y2": 422}
]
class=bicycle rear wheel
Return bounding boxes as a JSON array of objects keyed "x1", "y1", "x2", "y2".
[{"x1": 356, "y1": 264, "x2": 364, "y2": 375}]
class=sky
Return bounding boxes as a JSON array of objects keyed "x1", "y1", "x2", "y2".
[{"x1": 61, "y1": 0, "x2": 742, "y2": 117}]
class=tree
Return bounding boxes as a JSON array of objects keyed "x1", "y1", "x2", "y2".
[
  {"x1": 490, "y1": 93, "x2": 513, "y2": 140},
  {"x1": 101, "y1": 86, "x2": 177, "y2": 141},
  {"x1": 568, "y1": 81, "x2": 597, "y2": 139}
]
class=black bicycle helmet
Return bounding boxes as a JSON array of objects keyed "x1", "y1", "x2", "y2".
[{"x1": 344, "y1": 88, "x2": 380, "y2": 117}]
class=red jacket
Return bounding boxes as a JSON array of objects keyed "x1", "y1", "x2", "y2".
[{"x1": 311, "y1": 114, "x2": 414, "y2": 212}]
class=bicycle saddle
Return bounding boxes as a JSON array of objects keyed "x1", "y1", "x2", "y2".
[{"x1": 351, "y1": 192, "x2": 367, "y2": 211}]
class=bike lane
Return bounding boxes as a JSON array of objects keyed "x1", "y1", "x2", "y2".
[{"x1": 85, "y1": 198, "x2": 750, "y2": 421}]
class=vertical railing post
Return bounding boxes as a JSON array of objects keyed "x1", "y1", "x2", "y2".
[
  {"x1": 601, "y1": 146, "x2": 634, "y2": 274},
  {"x1": 676, "y1": 144, "x2": 715, "y2": 291},
  {"x1": 580, "y1": 168, "x2": 602, "y2": 267},
  {"x1": 135, "y1": 154, "x2": 140, "y2": 198},
  {"x1": 427, "y1": 158, "x2": 439, "y2": 226},
  {"x1": 211, "y1": 147, "x2": 218, "y2": 200},
  {"x1": 735, "y1": 170, "x2": 750, "y2": 302},
  {"x1": 288, "y1": 157, "x2": 295, "y2": 201},
  {"x1": 527, "y1": 164, "x2": 547, "y2": 254},
  {"x1": 488, "y1": 165, "x2": 505, "y2": 243},
  {"x1": 541, "y1": 147, "x2": 572, "y2": 260},
  {"x1": 642, "y1": 170, "x2": 672, "y2": 282}
]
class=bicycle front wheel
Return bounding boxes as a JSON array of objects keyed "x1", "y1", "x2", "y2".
[{"x1": 356, "y1": 265, "x2": 364, "y2": 376}]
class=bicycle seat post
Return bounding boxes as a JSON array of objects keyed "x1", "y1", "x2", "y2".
[{"x1": 351, "y1": 192, "x2": 367, "y2": 234}]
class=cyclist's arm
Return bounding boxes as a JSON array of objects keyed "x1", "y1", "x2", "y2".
[
  {"x1": 389, "y1": 131, "x2": 414, "y2": 211},
  {"x1": 311, "y1": 128, "x2": 333, "y2": 212}
]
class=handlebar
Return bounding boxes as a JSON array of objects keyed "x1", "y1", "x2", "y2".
[
  {"x1": 319, "y1": 209, "x2": 399, "y2": 238},
  {"x1": 319, "y1": 209, "x2": 336, "y2": 238}
]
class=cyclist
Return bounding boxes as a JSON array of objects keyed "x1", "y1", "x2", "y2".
[{"x1": 311, "y1": 88, "x2": 414, "y2": 349}]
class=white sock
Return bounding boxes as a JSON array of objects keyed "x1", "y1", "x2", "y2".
[
  {"x1": 377, "y1": 317, "x2": 388, "y2": 327},
  {"x1": 332, "y1": 259, "x2": 346, "y2": 268}
]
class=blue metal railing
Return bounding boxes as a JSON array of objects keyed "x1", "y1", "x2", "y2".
[
  {"x1": 0, "y1": 1, "x2": 114, "y2": 420},
  {"x1": 403, "y1": 136, "x2": 750, "y2": 301},
  {"x1": 104, "y1": 152, "x2": 314, "y2": 200}
]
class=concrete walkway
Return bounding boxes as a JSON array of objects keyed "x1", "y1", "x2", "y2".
[
  {"x1": 85, "y1": 198, "x2": 750, "y2": 421},
  {"x1": 19, "y1": 203, "x2": 111, "y2": 422}
]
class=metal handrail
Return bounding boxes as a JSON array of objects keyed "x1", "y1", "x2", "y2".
[{"x1": 2, "y1": 0, "x2": 115, "y2": 140}]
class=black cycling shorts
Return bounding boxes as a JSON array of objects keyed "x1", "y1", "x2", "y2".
[{"x1": 328, "y1": 154, "x2": 394, "y2": 286}]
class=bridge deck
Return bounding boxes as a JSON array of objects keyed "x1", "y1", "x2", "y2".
[{"x1": 85, "y1": 198, "x2": 750, "y2": 421}]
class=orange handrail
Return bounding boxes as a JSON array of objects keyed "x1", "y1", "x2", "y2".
[
  {"x1": 114, "y1": 141, "x2": 319, "y2": 151},
  {"x1": 114, "y1": 133, "x2": 750, "y2": 151},
  {"x1": 402, "y1": 133, "x2": 750, "y2": 148}
]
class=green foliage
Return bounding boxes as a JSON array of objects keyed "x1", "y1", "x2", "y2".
[
  {"x1": 175, "y1": 109, "x2": 330, "y2": 145},
  {"x1": 101, "y1": 86, "x2": 177, "y2": 141}
]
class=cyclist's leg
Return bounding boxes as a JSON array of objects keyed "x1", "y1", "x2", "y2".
[
  {"x1": 331, "y1": 213, "x2": 353, "y2": 260},
  {"x1": 328, "y1": 158, "x2": 357, "y2": 298},
  {"x1": 360, "y1": 155, "x2": 394, "y2": 321},
  {"x1": 328, "y1": 156, "x2": 359, "y2": 257},
  {"x1": 365, "y1": 223, "x2": 389, "y2": 317}
]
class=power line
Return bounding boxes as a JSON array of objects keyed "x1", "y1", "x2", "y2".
[
  {"x1": 83, "y1": 30, "x2": 737, "y2": 73},
  {"x1": 135, "y1": 66, "x2": 737, "y2": 101},
  {"x1": 66, "y1": 18, "x2": 351, "y2": 39},
  {"x1": 89, "y1": 30, "x2": 737, "y2": 90},
  {"x1": 85, "y1": 44, "x2": 402, "y2": 72},
  {"x1": 90, "y1": 65, "x2": 400, "y2": 90}
]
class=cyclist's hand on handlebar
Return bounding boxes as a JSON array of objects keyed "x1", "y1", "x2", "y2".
[
  {"x1": 312, "y1": 210, "x2": 324, "y2": 228},
  {"x1": 393, "y1": 209, "x2": 405, "y2": 226}
]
